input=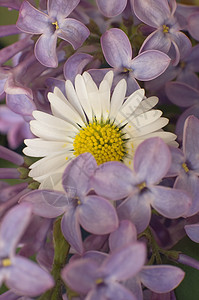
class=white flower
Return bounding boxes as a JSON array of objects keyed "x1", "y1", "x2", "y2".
[{"x1": 23, "y1": 71, "x2": 177, "y2": 190}]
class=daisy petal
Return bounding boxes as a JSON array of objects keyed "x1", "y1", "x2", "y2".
[{"x1": 109, "y1": 79, "x2": 127, "y2": 120}]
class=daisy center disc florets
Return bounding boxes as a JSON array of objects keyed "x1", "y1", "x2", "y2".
[{"x1": 73, "y1": 121, "x2": 126, "y2": 165}]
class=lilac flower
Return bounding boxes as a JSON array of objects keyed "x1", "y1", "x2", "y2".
[
  {"x1": 62, "y1": 242, "x2": 146, "y2": 300},
  {"x1": 20, "y1": 153, "x2": 119, "y2": 254},
  {"x1": 16, "y1": 0, "x2": 90, "y2": 67},
  {"x1": 91, "y1": 137, "x2": 191, "y2": 233},
  {"x1": 0, "y1": 203, "x2": 54, "y2": 296},
  {"x1": 167, "y1": 116, "x2": 199, "y2": 217},
  {"x1": 97, "y1": 28, "x2": 171, "y2": 95},
  {"x1": 132, "y1": 0, "x2": 192, "y2": 65},
  {"x1": 187, "y1": 11, "x2": 199, "y2": 41}
]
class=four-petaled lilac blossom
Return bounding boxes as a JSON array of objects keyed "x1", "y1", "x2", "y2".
[
  {"x1": 90, "y1": 137, "x2": 191, "y2": 233},
  {"x1": 0, "y1": 203, "x2": 54, "y2": 296},
  {"x1": 62, "y1": 242, "x2": 146, "y2": 300},
  {"x1": 98, "y1": 28, "x2": 171, "y2": 95},
  {"x1": 20, "y1": 153, "x2": 119, "y2": 254},
  {"x1": 16, "y1": 0, "x2": 90, "y2": 67},
  {"x1": 131, "y1": 0, "x2": 192, "y2": 65}
]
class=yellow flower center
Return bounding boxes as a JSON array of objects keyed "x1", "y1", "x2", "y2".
[
  {"x1": 52, "y1": 21, "x2": 59, "y2": 30},
  {"x1": 162, "y1": 24, "x2": 169, "y2": 33},
  {"x1": 73, "y1": 122, "x2": 126, "y2": 165},
  {"x1": 137, "y1": 182, "x2": 146, "y2": 191},
  {"x1": 95, "y1": 278, "x2": 104, "y2": 285},
  {"x1": 2, "y1": 258, "x2": 11, "y2": 267},
  {"x1": 182, "y1": 162, "x2": 189, "y2": 173}
]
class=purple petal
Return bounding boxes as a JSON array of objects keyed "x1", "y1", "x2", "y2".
[
  {"x1": 131, "y1": 50, "x2": 170, "y2": 81},
  {"x1": 6, "y1": 256, "x2": 54, "y2": 296},
  {"x1": 58, "y1": 18, "x2": 90, "y2": 50},
  {"x1": 183, "y1": 115, "x2": 199, "y2": 172},
  {"x1": 16, "y1": 1, "x2": 49, "y2": 34},
  {"x1": 0, "y1": 146, "x2": 24, "y2": 165},
  {"x1": 102, "y1": 282, "x2": 137, "y2": 300},
  {"x1": 151, "y1": 186, "x2": 191, "y2": 218},
  {"x1": 172, "y1": 31, "x2": 192, "y2": 60},
  {"x1": 20, "y1": 190, "x2": 66, "y2": 218},
  {"x1": 117, "y1": 193, "x2": 152, "y2": 233},
  {"x1": 134, "y1": 138, "x2": 171, "y2": 184},
  {"x1": 185, "y1": 223, "x2": 199, "y2": 243},
  {"x1": 90, "y1": 161, "x2": 135, "y2": 200},
  {"x1": 35, "y1": 32, "x2": 58, "y2": 68},
  {"x1": 64, "y1": 53, "x2": 93, "y2": 83},
  {"x1": 104, "y1": 242, "x2": 146, "y2": 281},
  {"x1": 132, "y1": 0, "x2": 170, "y2": 27},
  {"x1": 140, "y1": 265, "x2": 185, "y2": 293},
  {"x1": 48, "y1": 0, "x2": 79, "y2": 19},
  {"x1": 139, "y1": 29, "x2": 171, "y2": 53},
  {"x1": 174, "y1": 174, "x2": 199, "y2": 217},
  {"x1": 188, "y1": 12, "x2": 199, "y2": 41},
  {"x1": 61, "y1": 209, "x2": 83, "y2": 254},
  {"x1": 101, "y1": 28, "x2": 132, "y2": 68},
  {"x1": 61, "y1": 258, "x2": 97, "y2": 294},
  {"x1": 6, "y1": 93, "x2": 35, "y2": 117},
  {"x1": 167, "y1": 147, "x2": 184, "y2": 177},
  {"x1": 109, "y1": 220, "x2": 137, "y2": 252},
  {"x1": 62, "y1": 153, "x2": 97, "y2": 196},
  {"x1": 96, "y1": 0, "x2": 127, "y2": 17},
  {"x1": 77, "y1": 195, "x2": 118, "y2": 235},
  {"x1": 165, "y1": 82, "x2": 199, "y2": 107},
  {"x1": 185, "y1": 44, "x2": 199, "y2": 72},
  {"x1": 0, "y1": 203, "x2": 32, "y2": 256}
]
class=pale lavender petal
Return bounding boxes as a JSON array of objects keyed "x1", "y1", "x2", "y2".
[
  {"x1": 139, "y1": 29, "x2": 171, "y2": 53},
  {"x1": 185, "y1": 223, "x2": 199, "y2": 243},
  {"x1": 84, "y1": 234, "x2": 108, "y2": 252},
  {"x1": 20, "y1": 190, "x2": 66, "y2": 218},
  {"x1": 6, "y1": 256, "x2": 54, "y2": 296},
  {"x1": 186, "y1": 44, "x2": 199, "y2": 72},
  {"x1": 134, "y1": 138, "x2": 171, "y2": 184},
  {"x1": 117, "y1": 193, "x2": 152, "y2": 233},
  {"x1": 62, "y1": 153, "x2": 97, "y2": 196},
  {"x1": 64, "y1": 53, "x2": 93, "y2": 82},
  {"x1": 167, "y1": 147, "x2": 184, "y2": 177},
  {"x1": 90, "y1": 161, "x2": 135, "y2": 200},
  {"x1": 124, "y1": 277, "x2": 143, "y2": 300},
  {"x1": 103, "y1": 282, "x2": 137, "y2": 300},
  {"x1": 131, "y1": 50, "x2": 171, "y2": 81},
  {"x1": 183, "y1": 115, "x2": 199, "y2": 172},
  {"x1": 104, "y1": 242, "x2": 146, "y2": 281},
  {"x1": 188, "y1": 12, "x2": 199, "y2": 41},
  {"x1": 132, "y1": 0, "x2": 170, "y2": 27},
  {"x1": 77, "y1": 195, "x2": 118, "y2": 234},
  {"x1": 172, "y1": 31, "x2": 192, "y2": 60},
  {"x1": 48, "y1": 0, "x2": 79, "y2": 18},
  {"x1": 61, "y1": 258, "x2": 97, "y2": 294},
  {"x1": 174, "y1": 174, "x2": 199, "y2": 217},
  {"x1": 101, "y1": 28, "x2": 132, "y2": 68},
  {"x1": 165, "y1": 82, "x2": 199, "y2": 107},
  {"x1": 61, "y1": 209, "x2": 83, "y2": 254},
  {"x1": 35, "y1": 32, "x2": 58, "y2": 68},
  {"x1": 0, "y1": 203, "x2": 32, "y2": 256},
  {"x1": 58, "y1": 18, "x2": 90, "y2": 50},
  {"x1": 151, "y1": 186, "x2": 191, "y2": 218},
  {"x1": 96, "y1": 0, "x2": 127, "y2": 17},
  {"x1": 0, "y1": 146, "x2": 24, "y2": 165},
  {"x1": 17, "y1": 1, "x2": 49, "y2": 34},
  {"x1": 6, "y1": 93, "x2": 36, "y2": 117},
  {"x1": 140, "y1": 265, "x2": 185, "y2": 293},
  {"x1": 109, "y1": 220, "x2": 137, "y2": 252}
]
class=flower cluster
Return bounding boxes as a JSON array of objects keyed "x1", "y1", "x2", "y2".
[{"x1": 1, "y1": 0, "x2": 199, "y2": 299}]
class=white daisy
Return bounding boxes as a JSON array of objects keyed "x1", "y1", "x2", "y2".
[{"x1": 23, "y1": 71, "x2": 177, "y2": 190}]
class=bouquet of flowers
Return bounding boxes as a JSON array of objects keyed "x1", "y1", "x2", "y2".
[{"x1": 0, "y1": 0, "x2": 199, "y2": 299}]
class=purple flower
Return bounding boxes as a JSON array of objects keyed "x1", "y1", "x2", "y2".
[
  {"x1": 132, "y1": 0, "x2": 192, "y2": 65},
  {"x1": 62, "y1": 242, "x2": 146, "y2": 300},
  {"x1": 95, "y1": 28, "x2": 171, "y2": 95},
  {"x1": 0, "y1": 203, "x2": 54, "y2": 296},
  {"x1": 16, "y1": 0, "x2": 90, "y2": 67},
  {"x1": 90, "y1": 137, "x2": 191, "y2": 233},
  {"x1": 20, "y1": 153, "x2": 119, "y2": 254}
]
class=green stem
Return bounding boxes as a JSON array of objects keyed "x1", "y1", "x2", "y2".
[{"x1": 38, "y1": 218, "x2": 70, "y2": 300}]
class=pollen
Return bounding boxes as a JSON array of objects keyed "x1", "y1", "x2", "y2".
[
  {"x1": 95, "y1": 278, "x2": 104, "y2": 285},
  {"x1": 73, "y1": 121, "x2": 126, "y2": 165},
  {"x1": 162, "y1": 24, "x2": 169, "y2": 33},
  {"x1": 137, "y1": 182, "x2": 146, "y2": 191},
  {"x1": 52, "y1": 21, "x2": 59, "y2": 30},
  {"x1": 182, "y1": 162, "x2": 189, "y2": 173},
  {"x1": 2, "y1": 258, "x2": 12, "y2": 267}
]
